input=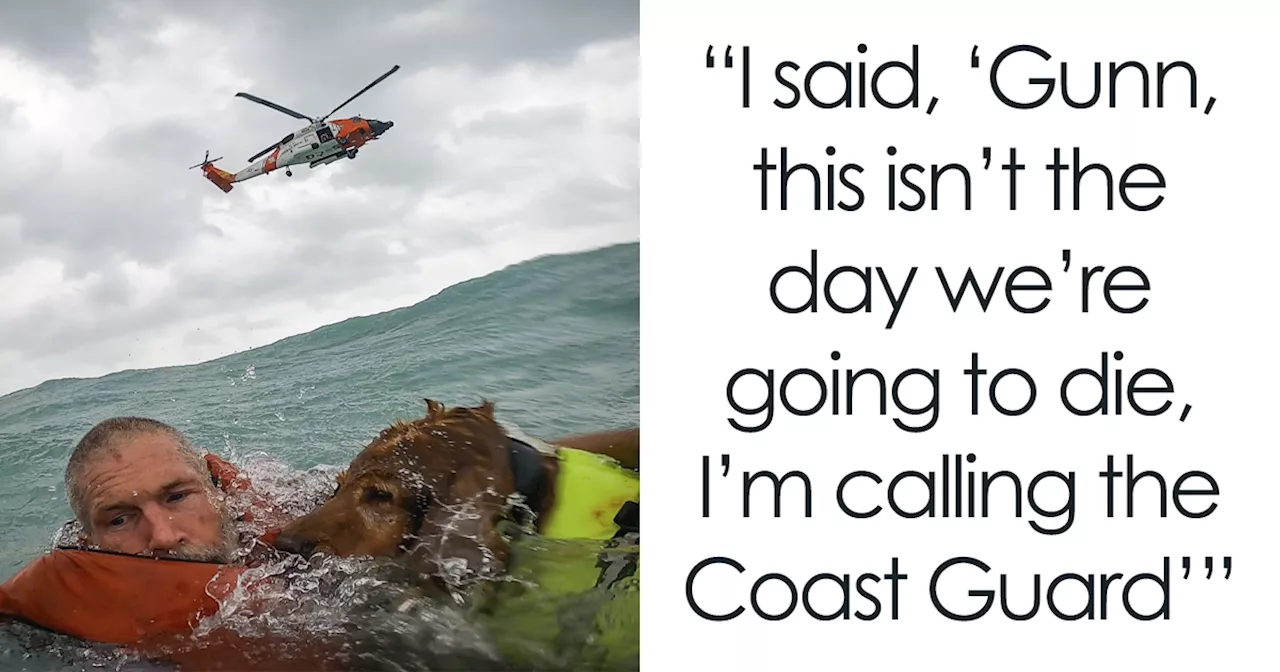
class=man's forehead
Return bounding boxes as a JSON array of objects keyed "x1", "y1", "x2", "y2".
[
  {"x1": 90, "y1": 434, "x2": 181, "y2": 462},
  {"x1": 85, "y1": 470, "x2": 206, "y2": 515},
  {"x1": 82, "y1": 436, "x2": 200, "y2": 488}
]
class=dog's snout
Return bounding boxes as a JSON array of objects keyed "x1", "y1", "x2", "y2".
[{"x1": 272, "y1": 529, "x2": 317, "y2": 557}]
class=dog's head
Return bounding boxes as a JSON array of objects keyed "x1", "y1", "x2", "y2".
[{"x1": 272, "y1": 399, "x2": 520, "y2": 579}]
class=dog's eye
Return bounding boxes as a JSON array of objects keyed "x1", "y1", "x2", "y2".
[{"x1": 363, "y1": 487, "x2": 394, "y2": 504}]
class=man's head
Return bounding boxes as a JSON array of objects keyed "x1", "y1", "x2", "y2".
[{"x1": 64, "y1": 417, "x2": 238, "y2": 563}]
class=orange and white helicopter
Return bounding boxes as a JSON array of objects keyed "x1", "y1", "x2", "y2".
[{"x1": 190, "y1": 65, "x2": 399, "y2": 193}]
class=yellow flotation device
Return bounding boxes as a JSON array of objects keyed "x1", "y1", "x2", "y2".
[
  {"x1": 480, "y1": 444, "x2": 640, "y2": 669},
  {"x1": 539, "y1": 446, "x2": 639, "y2": 540}
]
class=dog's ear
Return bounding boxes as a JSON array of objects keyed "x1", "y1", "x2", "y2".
[
  {"x1": 405, "y1": 431, "x2": 515, "y2": 581},
  {"x1": 423, "y1": 398, "x2": 446, "y2": 421},
  {"x1": 410, "y1": 466, "x2": 513, "y2": 580},
  {"x1": 474, "y1": 398, "x2": 496, "y2": 420}
]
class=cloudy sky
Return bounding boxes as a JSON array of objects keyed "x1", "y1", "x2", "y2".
[{"x1": 0, "y1": 0, "x2": 638, "y2": 397}]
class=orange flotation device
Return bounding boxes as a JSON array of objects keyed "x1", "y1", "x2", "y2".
[{"x1": 0, "y1": 454, "x2": 339, "y2": 670}]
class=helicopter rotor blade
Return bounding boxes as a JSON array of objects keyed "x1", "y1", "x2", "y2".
[
  {"x1": 188, "y1": 150, "x2": 224, "y2": 169},
  {"x1": 234, "y1": 92, "x2": 313, "y2": 121},
  {"x1": 187, "y1": 150, "x2": 209, "y2": 170},
  {"x1": 320, "y1": 64, "x2": 400, "y2": 122},
  {"x1": 247, "y1": 142, "x2": 281, "y2": 164}
]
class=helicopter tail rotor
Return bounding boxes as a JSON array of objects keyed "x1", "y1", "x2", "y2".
[
  {"x1": 189, "y1": 150, "x2": 235, "y2": 193},
  {"x1": 187, "y1": 150, "x2": 224, "y2": 170}
]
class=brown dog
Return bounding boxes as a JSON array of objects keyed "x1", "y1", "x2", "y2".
[{"x1": 271, "y1": 398, "x2": 638, "y2": 582}]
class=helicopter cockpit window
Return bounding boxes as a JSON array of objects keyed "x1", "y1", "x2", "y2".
[{"x1": 280, "y1": 133, "x2": 295, "y2": 145}]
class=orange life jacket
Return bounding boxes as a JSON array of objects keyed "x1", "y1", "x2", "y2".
[{"x1": 0, "y1": 454, "x2": 339, "y2": 670}]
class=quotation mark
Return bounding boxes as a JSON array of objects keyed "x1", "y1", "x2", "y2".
[
  {"x1": 1182, "y1": 556, "x2": 1231, "y2": 580},
  {"x1": 705, "y1": 45, "x2": 751, "y2": 108},
  {"x1": 706, "y1": 45, "x2": 734, "y2": 68}
]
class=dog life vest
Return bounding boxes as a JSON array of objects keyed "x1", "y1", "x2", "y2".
[
  {"x1": 544, "y1": 446, "x2": 639, "y2": 539},
  {"x1": 0, "y1": 454, "x2": 339, "y2": 670},
  {"x1": 505, "y1": 439, "x2": 639, "y2": 540},
  {"x1": 487, "y1": 442, "x2": 640, "y2": 669}
]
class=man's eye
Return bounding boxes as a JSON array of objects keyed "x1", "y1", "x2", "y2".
[
  {"x1": 109, "y1": 515, "x2": 128, "y2": 527},
  {"x1": 167, "y1": 492, "x2": 188, "y2": 503}
]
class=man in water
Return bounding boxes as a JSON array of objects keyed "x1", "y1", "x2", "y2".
[
  {"x1": 61, "y1": 416, "x2": 267, "y2": 563},
  {"x1": 0, "y1": 415, "x2": 330, "y2": 668}
]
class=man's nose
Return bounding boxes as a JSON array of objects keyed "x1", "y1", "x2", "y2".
[{"x1": 144, "y1": 507, "x2": 187, "y2": 552}]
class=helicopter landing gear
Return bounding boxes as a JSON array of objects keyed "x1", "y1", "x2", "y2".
[
  {"x1": 346, "y1": 148, "x2": 358, "y2": 159},
  {"x1": 285, "y1": 168, "x2": 293, "y2": 177}
]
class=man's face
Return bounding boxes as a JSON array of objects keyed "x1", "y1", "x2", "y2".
[{"x1": 79, "y1": 433, "x2": 236, "y2": 562}]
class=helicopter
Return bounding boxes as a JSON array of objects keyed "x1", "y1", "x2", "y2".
[{"x1": 190, "y1": 64, "x2": 400, "y2": 193}]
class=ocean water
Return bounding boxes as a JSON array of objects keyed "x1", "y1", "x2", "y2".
[{"x1": 0, "y1": 241, "x2": 639, "y2": 670}]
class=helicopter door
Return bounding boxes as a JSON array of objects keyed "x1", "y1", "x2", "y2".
[{"x1": 316, "y1": 125, "x2": 335, "y2": 144}]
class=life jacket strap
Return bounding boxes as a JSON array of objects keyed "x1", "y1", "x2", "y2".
[
  {"x1": 611, "y1": 500, "x2": 639, "y2": 539},
  {"x1": 593, "y1": 503, "x2": 639, "y2": 589},
  {"x1": 506, "y1": 435, "x2": 550, "y2": 524}
]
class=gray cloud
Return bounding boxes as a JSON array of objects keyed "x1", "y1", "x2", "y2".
[
  {"x1": 464, "y1": 104, "x2": 588, "y2": 139},
  {"x1": 0, "y1": 1, "x2": 120, "y2": 81},
  {"x1": 0, "y1": 0, "x2": 638, "y2": 396}
]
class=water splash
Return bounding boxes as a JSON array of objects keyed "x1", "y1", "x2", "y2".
[
  {"x1": 0, "y1": 622, "x2": 170, "y2": 671},
  {"x1": 226, "y1": 364, "x2": 256, "y2": 387},
  {"x1": 186, "y1": 548, "x2": 511, "y2": 670}
]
